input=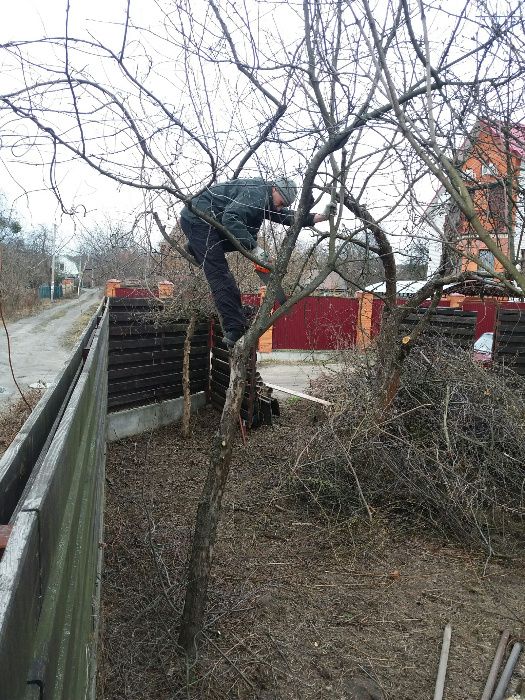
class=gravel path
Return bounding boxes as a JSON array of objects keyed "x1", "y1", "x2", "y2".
[{"x1": 0, "y1": 288, "x2": 101, "y2": 407}]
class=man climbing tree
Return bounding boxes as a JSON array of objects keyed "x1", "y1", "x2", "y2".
[{"x1": 180, "y1": 176, "x2": 331, "y2": 347}]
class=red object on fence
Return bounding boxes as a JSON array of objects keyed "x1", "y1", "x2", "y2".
[{"x1": 272, "y1": 297, "x2": 359, "y2": 350}]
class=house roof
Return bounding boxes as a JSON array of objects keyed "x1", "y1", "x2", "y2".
[
  {"x1": 485, "y1": 122, "x2": 525, "y2": 159},
  {"x1": 302, "y1": 270, "x2": 348, "y2": 290}
]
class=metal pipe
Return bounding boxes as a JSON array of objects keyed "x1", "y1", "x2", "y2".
[
  {"x1": 481, "y1": 629, "x2": 511, "y2": 700},
  {"x1": 492, "y1": 642, "x2": 523, "y2": 700},
  {"x1": 433, "y1": 624, "x2": 452, "y2": 700}
]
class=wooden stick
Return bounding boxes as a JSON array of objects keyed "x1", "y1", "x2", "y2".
[
  {"x1": 264, "y1": 383, "x2": 332, "y2": 406},
  {"x1": 433, "y1": 624, "x2": 452, "y2": 700},
  {"x1": 480, "y1": 629, "x2": 510, "y2": 700}
]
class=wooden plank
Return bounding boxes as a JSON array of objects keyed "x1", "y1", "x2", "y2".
[
  {"x1": 108, "y1": 367, "x2": 206, "y2": 395},
  {"x1": 109, "y1": 323, "x2": 197, "y2": 336},
  {"x1": 108, "y1": 346, "x2": 208, "y2": 367},
  {"x1": 109, "y1": 333, "x2": 208, "y2": 351},
  {"x1": 265, "y1": 383, "x2": 332, "y2": 406},
  {"x1": 407, "y1": 308, "x2": 477, "y2": 318},
  {"x1": 108, "y1": 357, "x2": 208, "y2": 381},
  {"x1": 212, "y1": 346, "x2": 231, "y2": 362},
  {"x1": 210, "y1": 382, "x2": 251, "y2": 409},
  {"x1": 211, "y1": 358, "x2": 231, "y2": 379},
  {"x1": 110, "y1": 311, "x2": 209, "y2": 331},
  {"x1": 402, "y1": 316, "x2": 476, "y2": 328},
  {"x1": 210, "y1": 392, "x2": 249, "y2": 421}
]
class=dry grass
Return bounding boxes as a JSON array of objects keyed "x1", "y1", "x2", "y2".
[
  {"x1": 61, "y1": 300, "x2": 101, "y2": 349},
  {"x1": 0, "y1": 389, "x2": 44, "y2": 457}
]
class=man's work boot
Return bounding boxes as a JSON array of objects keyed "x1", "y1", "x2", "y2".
[{"x1": 224, "y1": 327, "x2": 246, "y2": 350}]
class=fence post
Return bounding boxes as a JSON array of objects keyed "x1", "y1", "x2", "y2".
[
  {"x1": 105, "y1": 279, "x2": 121, "y2": 297},
  {"x1": 448, "y1": 294, "x2": 465, "y2": 309},
  {"x1": 356, "y1": 292, "x2": 374, "y2": 349},
  {"x1": 158, "y1": 280, "x2": 174, "y2": 298},
  {"x1": 257, "y1": 286, "x2": 273, "y2": 353}
]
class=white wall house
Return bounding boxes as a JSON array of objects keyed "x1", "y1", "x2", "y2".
[{"x1": 55, "y1": 254, "x2": 79, "y2": 278}]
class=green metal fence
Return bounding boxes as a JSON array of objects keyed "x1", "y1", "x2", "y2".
[{"x1": 0, "y1": 303, "x2": 108, "y2": 700}]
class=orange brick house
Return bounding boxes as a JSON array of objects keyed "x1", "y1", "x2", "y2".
[{"x1": 422, "y1": 120, "x2": 525, "y2": 279}]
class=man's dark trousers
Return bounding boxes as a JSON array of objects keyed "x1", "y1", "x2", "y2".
[{"x1": 180, "y1": 217, "x2": 247, "y2": 337}]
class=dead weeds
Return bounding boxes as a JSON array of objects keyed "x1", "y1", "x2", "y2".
[
  {"x1": 0, "y1": 389, "x2": 43, "y2": 458},
  {"x1": 99, "y1": 402, "x2": 525, "y2": 699}
]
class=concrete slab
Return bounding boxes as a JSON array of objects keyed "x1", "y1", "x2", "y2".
[
  {"x1": 257, "y1": 359, "x2": 341, "y2": 403},
  {"x1": 107, "y1": 392, "x2": 207, "y2": 442}
]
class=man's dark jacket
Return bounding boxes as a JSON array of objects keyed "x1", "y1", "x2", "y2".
[{"x1": 180, "y1": 177, "x2": 315, "y2": 251}]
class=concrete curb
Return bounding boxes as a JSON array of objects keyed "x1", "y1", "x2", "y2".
[{"x1": 107, "y1": 392, "x2": 207, "y2": 442}]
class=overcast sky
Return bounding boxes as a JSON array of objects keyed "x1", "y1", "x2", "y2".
[
  {"x1": 2, "y1": 0, "x2": 521, "y2": 262},
  {"x1": 0, "y1": 0, "x2": 145, "y2": 250}
]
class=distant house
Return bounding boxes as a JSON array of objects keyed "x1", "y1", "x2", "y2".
[
  {"x1": 55, "y1": 254, "x2": 79, "y2": 278},
  {"x1": 302, "y1": 270, "x2": 349, "y2": 296},
  {"x1": 419, "y1": 120, "x2": 525, "y2": 277}
]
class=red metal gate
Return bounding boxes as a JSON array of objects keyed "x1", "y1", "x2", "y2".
[{"x1": 272, "y1": 297, "x2": 359, "y2": 350}]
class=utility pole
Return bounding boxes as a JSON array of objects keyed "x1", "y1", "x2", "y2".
[
  {"x1": 50, "y1": 223, "x2": 57, "y2": 302},
  {"x1": 77, "y1": 254, "x2": 82, "y2": 297}
]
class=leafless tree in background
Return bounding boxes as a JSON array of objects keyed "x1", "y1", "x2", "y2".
[{"x1": 1, "y1": 0, "x2": 525, "y2": 653}]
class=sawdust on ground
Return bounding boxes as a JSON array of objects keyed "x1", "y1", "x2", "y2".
[{"x1": 99, "y1": 403, "x2": 525, "y2": 700}]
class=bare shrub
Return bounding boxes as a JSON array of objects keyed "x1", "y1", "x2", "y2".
[{"x1": 292, "y1": 342, "x2": 525, "y2": 553}]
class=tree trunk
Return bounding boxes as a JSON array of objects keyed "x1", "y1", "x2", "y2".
[
  {"x1": 181, "y1": 314, "x2": 196, "y2": 438},
  {"x1": 374, "y1": 310, "x2": 405, "y2": 410},
  {"x1": 178, "y1": 343, "x2": 249, "y2": 656},
  {"x1": 374, "y1": 293, "x2": 442, "y2": 410}
]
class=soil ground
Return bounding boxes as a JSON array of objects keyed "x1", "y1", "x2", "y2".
[{"x1": 99, "y1": 401, "x2": 525, "y2": 700}]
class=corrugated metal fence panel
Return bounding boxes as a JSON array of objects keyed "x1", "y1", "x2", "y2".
[
  {"x1": 494, "y1": 309, "x2": 525, "y2": 374},
  {"x1": 272, "y1": 297, "x2": 359, "y2": 350},
  {"x1": 0, "y1": 305, "x2": 108, "y2": 700},
  {"x1": 108, "y1": 297, "x2": 210, "y2": 410},
  {"x1": 400, "y1": 308, "x2": 477, "y2": 348},
  {"x1": 0, "y1": 302, "x2": 103, "y2": 525}
]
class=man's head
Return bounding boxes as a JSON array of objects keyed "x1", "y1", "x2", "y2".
[{"x1": 272, "y1": 177, "x2": 298, "y2": 209}]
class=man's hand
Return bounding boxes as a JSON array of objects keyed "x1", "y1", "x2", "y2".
[{"x1": 313, "y1": 202, "x2": 337, "y2": 223}]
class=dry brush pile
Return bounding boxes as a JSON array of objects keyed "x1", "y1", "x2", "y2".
[{"x1": 292, "y1": 342, "x2": 525, "y2": 553}]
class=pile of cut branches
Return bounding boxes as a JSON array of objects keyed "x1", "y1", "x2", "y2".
[{"x1": 292, "y1": 342, "x2": 525, "y2": 552}]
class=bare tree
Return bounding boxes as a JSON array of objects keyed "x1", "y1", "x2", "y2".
[{"x1": 1, "y1": 0, "x2": 525, "y2": 653}]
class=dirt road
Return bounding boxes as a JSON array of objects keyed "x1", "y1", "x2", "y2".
[{"x1": 0, "y1": 288, "x2": 101, "y2": 408}]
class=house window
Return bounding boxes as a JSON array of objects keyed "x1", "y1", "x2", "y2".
[
  {"x1": 481, "y1": 161, "x2": 498, "y2": 176},
  {"x1": 478, "y1": 249, "x2": 495, "y2": 272},
  {"x1": 464, "y1": 168, "x2": 475, "y2": 179}
]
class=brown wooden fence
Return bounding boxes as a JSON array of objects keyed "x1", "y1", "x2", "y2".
[
  {"x1": 399, "y1": 307, "x2": 478, "y2": 348},
  {"x1": 494, "y1": 308, "x2": 525, "y2": 374},
  {"x1": 209, "y1": 321, "x2": 277, "y2": 427},
  {"x1": 108, "y1": 297, "x2": 210, "y2": 410}
]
